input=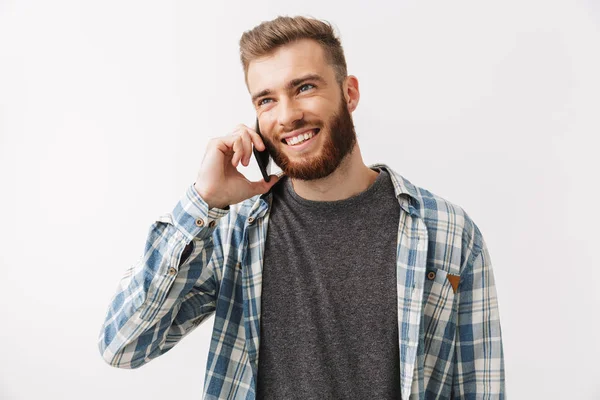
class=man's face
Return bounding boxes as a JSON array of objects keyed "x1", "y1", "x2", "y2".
[{"x1": 247, "y1": 39, "x2": 357, "y2": 180}]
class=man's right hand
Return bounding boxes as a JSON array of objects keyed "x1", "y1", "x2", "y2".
[{"x1": 193, "y1": 124, "x2": 280, "y2": 210}]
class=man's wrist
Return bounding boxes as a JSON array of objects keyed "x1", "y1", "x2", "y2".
[{"x1": 193, "y1": 183, "x2": 228, "y2": 210}]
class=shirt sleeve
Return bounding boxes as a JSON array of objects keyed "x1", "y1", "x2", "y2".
[
  {"x1": 97, "y1": 183, "x2": 231, "y2": 369},
  {"x1": 453, "y1": 231, "x2": 506, "y2": 398}
]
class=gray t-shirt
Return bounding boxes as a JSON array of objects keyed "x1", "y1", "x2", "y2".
[{"x1": 256, "y1": 167, "x2": 402, "y2": 400}]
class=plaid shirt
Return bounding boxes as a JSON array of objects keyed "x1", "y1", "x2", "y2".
[{"x1": 98, "y1": 163, "x2": 505, "y2": 399}]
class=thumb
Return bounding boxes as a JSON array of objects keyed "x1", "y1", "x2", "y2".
[{"x1": 250, "y1": 174, "x2": 280, "y2": 195}]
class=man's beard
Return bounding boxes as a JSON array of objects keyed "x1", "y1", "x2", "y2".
[{"x1": 262, "y1": 92, "x2": 357, "y2": 181}]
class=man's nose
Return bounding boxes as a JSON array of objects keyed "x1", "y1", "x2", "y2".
[{"x1": 277, "y1": 97, "x2": 303, "y2": 130}]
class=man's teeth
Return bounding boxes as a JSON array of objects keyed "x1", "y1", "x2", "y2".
[{"x1": 285, "y1": 130, "x2": 316, "y2": 146}]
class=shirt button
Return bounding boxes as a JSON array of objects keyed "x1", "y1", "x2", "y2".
[
  {"x1": 168, "y1": 267, "x2": 177, "y2": 276},
  {"x1": 247, "y1": 217, "x2": 255, "y2": 224},
  {"x1": 195, "y1": 218, "x2": 205, "y2": 227},
  {"x1": 208, "y1": 220, "x2": 216, "y2": 228},
  {"x1": 427, "y1": 271, "x2": 436, "y2": 280}
]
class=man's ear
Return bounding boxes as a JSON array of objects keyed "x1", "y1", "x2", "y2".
[{"x1": 344, "y1": 75, "x2": 360, "y2": 113}]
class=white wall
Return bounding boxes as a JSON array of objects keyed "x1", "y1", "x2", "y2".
[{"x1": 1, "y1": 0, "x2": 599, "y2": 399}]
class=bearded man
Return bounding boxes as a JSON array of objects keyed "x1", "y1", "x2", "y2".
[{"x1": 99, "y1": 15, "x2": 505, "y2": 400}]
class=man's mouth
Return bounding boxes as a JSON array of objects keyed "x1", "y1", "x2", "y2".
[{"x1": 281, "y1": 128, "x2": 320, "y2": 146}]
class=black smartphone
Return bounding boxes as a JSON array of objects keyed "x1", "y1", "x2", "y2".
[{"x1": 252, "y1": 118, "x2": 272, "y2": 182}]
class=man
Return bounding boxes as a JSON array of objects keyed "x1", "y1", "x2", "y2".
[{"x1": 99, "y1": 16, "x2": 505, "y2": 400}]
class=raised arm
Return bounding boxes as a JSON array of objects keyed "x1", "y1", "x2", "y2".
[
  {"x1": 98, "y1": 124, "x2": 279, "y2": 369},
  {"x1": 97, "y1": 184, "x2": 230, "y2": 368}
]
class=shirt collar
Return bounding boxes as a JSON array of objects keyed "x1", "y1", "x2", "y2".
[
  {"x1": 369, "y1": 163, "x2": 422, "y2": 218},
  {"x1": 256, "y1": 163, "x2": 422, "y2": 218}
]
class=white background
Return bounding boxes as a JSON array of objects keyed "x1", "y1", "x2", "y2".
[{"x1": 1, "y1": 0, "x2": 599, "y2": 399}]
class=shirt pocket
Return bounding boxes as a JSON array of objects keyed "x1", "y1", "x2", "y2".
[{"x1": 422, "y1": 268, "x2": 456, "y2": 349}]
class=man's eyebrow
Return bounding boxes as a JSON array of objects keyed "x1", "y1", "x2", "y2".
[{"x1": 251, "y1": 74, "x2": 327, "y2": 103}]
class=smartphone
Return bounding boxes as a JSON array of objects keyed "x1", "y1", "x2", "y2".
[{"x1": 252, "y1": 118, "x2": 272, "y2": 182}]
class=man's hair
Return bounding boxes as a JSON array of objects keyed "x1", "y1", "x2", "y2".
[{"x1": 239, "y1": 16, "x2": 348, "y2": 87}]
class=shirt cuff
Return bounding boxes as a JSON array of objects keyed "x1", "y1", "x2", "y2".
[{"x1": 170, "y1": 183, "x2": 230, "y2": 241}]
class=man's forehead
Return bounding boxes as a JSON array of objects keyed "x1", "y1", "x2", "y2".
[{"x1": 247, "y1": 40, "x2": 332, "y2": 92}]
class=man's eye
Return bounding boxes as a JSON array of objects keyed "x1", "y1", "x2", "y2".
[
  {"x1": 299, "y1": 83, "x2": 315, "y2": 92},
  {"x1": 258, "y1": 98, "x2": 272, "y2": 106}
]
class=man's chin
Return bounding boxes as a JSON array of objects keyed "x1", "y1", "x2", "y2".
[{"x1": 279, "y1": 159, "x2": 338, "y2": 181}]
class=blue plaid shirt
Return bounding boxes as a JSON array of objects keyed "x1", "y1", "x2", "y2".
[{"x1": 98, "y1": 163, "x2": 505, "y2": 399}]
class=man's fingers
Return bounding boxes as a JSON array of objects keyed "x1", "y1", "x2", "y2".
[
  {"x1": 247, "y1": 129, "x2": 266, "y2": 152},
  {"x1": 231, "y1": 136, "x2": 244, "y2": 166},
  {"x1": 239, "y1": 131, "x2": 253, "y2": 166},
  {"x1": 233, "y1": 124, "x2": 266, "y2": 151},
  {"x1": 217, "y1": 125, "x2": 268, "y2": 167}
]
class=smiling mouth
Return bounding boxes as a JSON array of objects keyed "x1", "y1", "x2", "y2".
[{"x1": 281, "y1": 128, "x2": 320, "y2": 146}]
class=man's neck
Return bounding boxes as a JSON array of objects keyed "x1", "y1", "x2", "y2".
[{"x1": 289, "y1": 145, "x2": 380, "y2": 202}]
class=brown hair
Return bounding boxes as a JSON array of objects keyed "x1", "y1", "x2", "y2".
[{"x1": 239, "y1": 16, "x2": 348, "y2": 87}]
